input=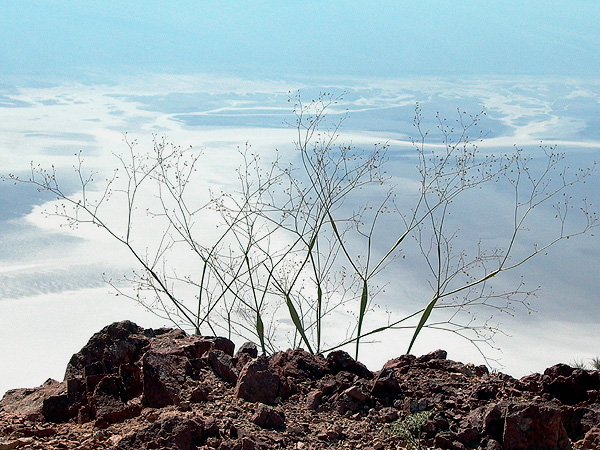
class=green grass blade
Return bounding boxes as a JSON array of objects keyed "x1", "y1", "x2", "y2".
[
  {"x1": 285, "y1": 293, "x2": 314, "y2": 354},
  {"x1": 355, "y1": 280, "x2": 368, "y2": 360},
  {"x1": 407, "y1": 296, "x2": 438, "y2": 354},
  {"x1": 316, "y1": 283, "x2": 322, "y2": 353},
  {"x1": 256, "y1": 312, "x2": 266, "y2": 355}
]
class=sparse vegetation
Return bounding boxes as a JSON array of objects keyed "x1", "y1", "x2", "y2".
[
  {"x1": 571, "y1": 358, "x2": 588, "y2": 369},
  {"x1": 385, "y1": 410, "x2": 434, "y2": 450},
  {"x1": 571, "y1": 357, "x2": 600, "y2": 370},
  {"x1": 3, "y1": 93, "x2": 597, "y2": 363}
]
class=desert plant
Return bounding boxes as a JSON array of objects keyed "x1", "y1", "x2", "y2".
[
  {"x1": 571, "y1": 357, "x2": 600, "y2": 370},
  {"x1": 571, "y1": 359, "x2": 588, "y2": 369},
  {"x1": 385, "y1": 409, "x2": 434, "y2": 450},
  {"x1": 4, "y1": 93, "x2": 597, "y2": 363}
]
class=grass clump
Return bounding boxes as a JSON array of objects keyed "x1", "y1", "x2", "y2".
[
  {"x1": 385, "y1": 410, "x2": 434, "y2": 450},
  {"x1": 570, "y1": 357, "x2": 600, "y2": 370},
  {"x1": 570, "y1": 358, "x2": 588, "y2": 369}
]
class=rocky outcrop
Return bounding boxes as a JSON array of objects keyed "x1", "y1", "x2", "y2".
[
  {"x1": 235, "y1": 356, "x2": 282, "y2": 404},
  {"x1": 0, "y1": 321, "x2": 598, "y2": 450},
  {"x1": 467, "y1": 401, "x2": 571, "y2": 450}
]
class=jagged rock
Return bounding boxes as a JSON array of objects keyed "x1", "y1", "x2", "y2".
[
  {"x1": 306, "y1": 388, "x2": 323, "y2": 410},
  {"x1": 423, "y1": 411, "x2": 451, "y2": 435},
  {"x1": 503, "y1": 402, "x2": 571, "y2": 450},
  {"x1": 206, "y1": 349, "x2": 238, "y2": 383},
  {"x1": 515, "y1": 372, "x2": 543, "y2": 392},
  {"x1": 371, "y1": 367, "x2": 401, "y2": 401},
  {"x1": 235, "y1": 352, "x2": 255, "y2": 373},
  {"x1": 467, "y1": 403, "x2": 504, "y2": 443},
  {"x1": 41, "y1": 393, "x2": 69, "y2": 423},
  {"x1": 383, "y1": 354, "x2": 416, "y2": 371},
  {"x1": 434, "y1": 432, "x2": 467, "y2": 450},
  {"x1": 545, "y1": 363, "x2": 576, "y2": 379},
  {"x1": 307, "y1": 371, "x2": 371, "y2": 414},
  {"x1": 579, "y1": 426, "x2": 600, "y2": 449},
  {"x1": 472, "y1": 382, "x2": 499, "y2": 401},
  {"x1": 467, "y1": 400, "x2": 572, "y2": 450},
  {"x1": 486, "y1": 439, "x2": 503, "y2": 450},
  {"x1": 119, "y1": 362, "x2": 143, "y2": 400},
  {"x1": 327, "y1": 350, "x2": 373, "y2": 379},
  {"x1": 372, "y1": 406, "x2": 399, "y2": 423},
  {"x1": 269, "y1": 348, "x2": 329, "y2": 380},
  {"x1": 343, "y1": 384, "x2": 371, "y2": 404},
  {"x1": 142, "y1": 351, "x2": 191, "y2": 407},
  {"x1": 64, "y1": 320, "x2": 149, "y2": 380},
  {"x1": 417, "y1": 349, "x2": 448, "y2": 362},
  {"x1": 561, "y1": 406, "x2": 600, "y2": 441},
  {"x1": 252, "y1": 403, "x2": 286, "y2": 429},
  {"x1": 179, "y1": 335, "x2": 236, "y2": 359},
  {"x1": 4, "y1": 381, "x2": 71, "y2": 424},
  {"x1": 232, "y1": 342, "x2": 256, "y2": 373},
  {"x1": 236, "y1": 342, "x2": 258, "y2": 358},
  {"x1": 420, "y1": 358, "x2": 474, "y2": 374},
  {"x1": 335, "y1": 386, "x2": 369, "y2": 414},
  {"x1": 0, "y1": 379, "x2": 64, "y2": 417},
  {"x1": 456, "y1": 427, "x2": 480, "y2": 447},
  {"x1": 543, "y1": 365, "x2": 600, "y2": 405},
  {"x1": 468, "y1": 363, "x2": 490, "y2": 377},
  {"x1": 581, "y1": 407, "x2": 600, "y2": 435},
  {"x1": 114, "y1": 414, "x2": 204, "y2": 450},
  {"x1": 235, "y1": 356, "x2": 281, "y2": 404},
  {"x1": 1, "y1": 321, "x2": 599, "y2": 450},
  {"x1": 91, "y1": 375, "x2": 141, "y2": 427}
]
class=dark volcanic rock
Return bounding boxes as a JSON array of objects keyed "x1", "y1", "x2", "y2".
[
  {"x1": 0, "y1": 379, "x2": 66, "y2": 421},
  {"x1": 236, "y1": 341, "x2": 259, "y2": 359},
  {"x1": 327, "y1": 350, "x2": 373, "y2": 379},
  {"x1": 235, "y1": 356, "x2": 281, "y2": 404},
  {"x1": 467, "y1": 403, "x2": 504, "y2": 442},
  {"x1": 252, "y1": 403, "x2": 286, "y2": 429},
  {"x1": 64, "y1": 320, "x2": 149, "y2": 380},
  {"x1": 503, "y1": 402, "x2": 571, "y2": 450},
  {"x1": 307, "y1": 370, "x2": 372, "y2": 414},
  {"x1": 383, "y1": 354, "x2": 416, "y2": 371},
  {"x1": 179, "y1": 335, "x2": 236, "y2": 359},
  {"x1": 41, "y1": 393, "x2": 69, "y2": 423},
  {"x1": 119, "y1": 363, "x2": 143, "y2": 400},
  {"x1": 543, "y1": 365, "x2": 600, "y2": 405},
  {"x1": 142, "y1": 351, "x2": 191, "y2": 407},
  {"x1": 91, "y1": 375, "x2": 141, "y2": 427},
  {"x1": 371, "y1": 367, "x2": 401, "y2": 401},
  {"x1": 417, "y1": 349, "x2": 448, "y2": 362},
  {"x1": 206, "y1": 349, "x2": 238, "y2": 384},
  {"x1": 1, "y1": 321, "x2": 599, "y2": 450},
  {"x1": 269, "y1": 348, "x2": 329, "y2": 380},
  {"x1": 467, "y1": 401, "x2": 574, "y2": 450},
  {"x1": 115, "y1": 414, "x2": 204, "y2": 450}
]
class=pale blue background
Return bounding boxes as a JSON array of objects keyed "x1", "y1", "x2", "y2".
[{"x1": 1, "y1": 1, "x2": 599, "y2": 78}]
